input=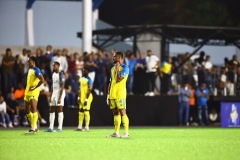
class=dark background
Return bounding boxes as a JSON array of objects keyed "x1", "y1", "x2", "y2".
[
  {"x1": 99, "y1": 0, "x2": 240, "y2": 27},
  {"x1": 38, "y1": 95, "x2": 180, "y2": 126}
]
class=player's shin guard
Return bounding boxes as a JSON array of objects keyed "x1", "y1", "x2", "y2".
[
  {"x1": 58, "y1": 112, "x2": 64, "y2": 130},
  {"x1": 84, "y1": 111, "x2": 90, "y2": 126},
  {"x1": 49, "y1": 113, "x2": 55, "y2": 130},
  {"x1": 114, "y1": 115, "x2": 121, "y2": 133},
  {"x1": 78, "y1": 112, "x2": 84, "y2": 128},
  {"x1": 26, "y1": 112, "x2": 33, "y2": 128},
  {"x1": 32, "y1": 112, "x2": 38, "y2": 130},
  {"x1": 122, "y1": 115, "x2": 129, "y2": 133}
]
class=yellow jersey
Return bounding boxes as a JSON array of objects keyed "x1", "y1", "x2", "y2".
[
  {"x1": 24, "y1": 67, "x2": 42, "y2": 96},
  {"x1": 160, "y1": 61, "x2": 171, "y2": 74},
  {"x1": 79, "y1": 76, "x2": 93, "y2": 104},
  {"x1": 109, "y1": 64, "x2": 129, "y2": 99}
]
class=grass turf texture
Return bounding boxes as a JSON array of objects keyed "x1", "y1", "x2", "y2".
[{"x1": 0, "y1": 127, "x2": 240, "y2": 160}]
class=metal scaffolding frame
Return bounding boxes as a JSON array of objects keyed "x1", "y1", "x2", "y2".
[{"x1": 77, "y1": 24, "x2": 240, "y2": 60}]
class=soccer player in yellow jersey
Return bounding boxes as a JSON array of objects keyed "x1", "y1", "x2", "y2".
[
  {"x1": 76, "y1": 67, "x2": 93, "y2": 131},
  {"x1": 106, "y1": 51, "x2": 130, "y2": 138},
  {"x1": 24, "y1": 56, "x2": 44, "y2": 134}
]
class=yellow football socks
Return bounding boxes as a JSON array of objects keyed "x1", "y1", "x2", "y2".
[
  {"x1": 122, "y1": 115, "x2": 129, "y2": 133},
  {"x1": 114, "y1": 115, "x2": 121, "y2": 132},
  {"x1": 26, "y1": 112, "x2": 33, "y2": 128},
  {"x1": 32, "y1": 112, "x2": 38, "y2": 130},
  {"x1": 84, "y1": 111, "x2": 90, "y2": 126},
  {"x1": 78, "y1": 112, "x2": 84, "y2": 126}
]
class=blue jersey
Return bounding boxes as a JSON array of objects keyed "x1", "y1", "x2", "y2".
[
  {"x1": 128, "y1": 59, "x2": 137, "y2": 76},
  {"x1": 196, "y1": 88, "x2": 209, "y2": 106}
]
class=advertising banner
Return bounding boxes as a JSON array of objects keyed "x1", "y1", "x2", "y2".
[{"x1": 221, "y1": 102, "x2": 240, "y2": 128}]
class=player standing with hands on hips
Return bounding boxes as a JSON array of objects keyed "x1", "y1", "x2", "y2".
[
  {"x1": 45, "y1": 61, "x2": 66, "y2": 132},
  {"x1": 24, "y1": 56, "x2": 44, "y2": 134},
  {"x1": 106, "y1": 51, "x2": 130, "y2": 138}
]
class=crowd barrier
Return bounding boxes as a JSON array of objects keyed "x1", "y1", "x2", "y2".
[
  {"x1": 38, "y1": 95, "x2": 240, "y2": 126},
  {"x1": 38, "y1": 95, "x2": 179, "y2": 126}
]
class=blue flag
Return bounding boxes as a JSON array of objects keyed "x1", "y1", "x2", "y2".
[
  {"x1": 26, "y1": 0, "x2": 36, "y2": 9},
  {"x1": 93, "y1": 0, "x2": 104, "y2": 11}
]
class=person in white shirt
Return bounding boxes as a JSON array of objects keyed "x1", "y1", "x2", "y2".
[
  {"x1": 45, "y1": 62, "x2": 66, "y2": 132},
  {"x1": 202, "y1": 55, "x2": 212, "y2": 71},
  {"x1": 0, "y1": 95, "x2": 13, "y2": 128},
  {"x1": 50, "y1": 50, "x2": 68, "y2": 73},
  {"x1": 145, "y1": 50, "x2": 160, "y2": 96}
]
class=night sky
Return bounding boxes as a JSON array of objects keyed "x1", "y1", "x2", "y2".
[{"x1": 99, "y1": 0, "x2": 240, "y2": 27}]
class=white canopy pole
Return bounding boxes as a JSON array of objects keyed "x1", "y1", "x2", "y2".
[
  {"x1": 26, "y1": 8, "x2": 35, "y2": 46},
  {"x1": 82, "y1": 0, "x2": 92, "y2": 53},
  {"x1": 92, "y1": 9, "x2": 98, "y2": 30}
]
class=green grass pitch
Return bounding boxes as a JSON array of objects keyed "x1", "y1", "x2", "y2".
[{"x1": 0, "y1": 127, "x2": 240, "y2": 160}]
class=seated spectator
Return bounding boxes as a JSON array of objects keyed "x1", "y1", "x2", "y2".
[
  {"x1": 7, "y1": 87, "x2": 15, "y2": 99},
  {"x1": 0, "y1": 94, "x2": 13, "y2": 128},
  {"x1": 6, "y1": 93, "x2": 19, "y2": 126},
  {"x1": 13, "y1": 83, "x2": 26, "y2": 126}
]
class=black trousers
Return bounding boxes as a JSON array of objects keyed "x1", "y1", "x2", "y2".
[
  {"x1": 160, "y1": 73, "x2": 171, "y2": 94},
  {"x1": 146, "y1": 72, "x2": 156, "y2": 92}
]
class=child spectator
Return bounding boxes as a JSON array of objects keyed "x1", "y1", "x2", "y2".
[{"x1": 0, "y1": 94, "x2": 13, "y2": 128}]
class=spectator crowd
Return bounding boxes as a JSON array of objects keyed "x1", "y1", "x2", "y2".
[{"x1": 0, "y1": 45, "x2": 240, "y2": 127}]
